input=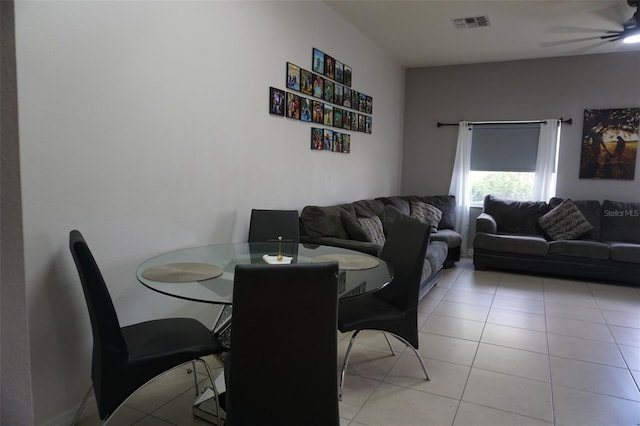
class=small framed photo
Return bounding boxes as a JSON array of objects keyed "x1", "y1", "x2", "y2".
[
  {"x1": 300, "y1": 97, "x2": 312, "y2": 122},
  {"x1": 343, "y1": 134, "x2": 351, "y2": 153},
  {"x1": 366, "y1": 96, "x2": 373, "y2": 114},
  {"x1": 286, "y1": 92, "x2": 300, "y2": 120},
  {"x1": 269, "y1": 87, "x2": 285, "y2": 116},
  {"x1": 325, "y1": 55, "x2": 335, "y2": 80},
  {"x1": 334, "y1": 84, "x2": 343, "y2": 106},
  {"x1": 312, "y1": 100, "x2": 324, "y2": 124},
  {"x1": 333, "y1": 108, "x2": 343, "y2": 129},
  {"x1": 359, "y1": 93, "x2": 367, "y2": 112},
  {"x1": 311, "y1": 127, "x2": 324, "y2": 150},
  {"x1": 286, "y1": 63, "x2": 300, "y2": 92},
  {"x1": 323, "y1": 104, "x2": 334, "y2": 127},
  {"x1": 335, "y1": 60, "x2": 344, "y2": 84},
  {"x1": 365, "y1": 116, "x2": 372, "y2": 134},
  {"x1": 343, "y1": 111, "x2": 352, "y2": 130},
  {"x1": 351, "y1": 112, "x2": 359, "y2": 130},
  {"x1": 358, "y1": 113, "x2": 366, "y2": 132},
  {"x1": 333, "y1": 131, "x2": 343, "y2": 152},
  {"x1": 312, "y1": 74, "x2": 324, "y2": 99},
  {"x1": 300, "y1": 69, "x2": 313, "y2": 96},
  {"x1": 312, "y1": 48, "x2": 325, "y2": 75},
  {"x1": 343, "y1": 87, "x2": 352, "y2": 108},
  {"x1": 344, "y1": 65, "x2": 352, "y2": 87},
  {"x1": 323, "y1": 129, "x2": 333, "y2": 150},
  {"x1": 324, "y1": 80, "x2": 334, "y2": 103}
]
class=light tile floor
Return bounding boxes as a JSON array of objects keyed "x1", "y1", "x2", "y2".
[{"x1": 79, "y1": 258, "x2": 640, "y2": 425}]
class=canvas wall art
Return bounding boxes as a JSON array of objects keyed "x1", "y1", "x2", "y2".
[{"x1": 579, "y1": 108, "x2": 640, "y2": 180}]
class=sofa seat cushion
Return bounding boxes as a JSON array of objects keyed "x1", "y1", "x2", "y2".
[
  {"x1": 601, "y1": 200, "x2": 640, "y2": 243},
  {"x1": 474, "y1": 233, "x2": 548, "y2": 256},
  {"x1": 431, "y1": 229, "x2": 462, "y2": 249},
  {"x1": 609, "y1": 243, "x2": 640, "y2": 264},
  {"x1": 300, "y1": 204, "x2": 355, "y2": 239},
  {"x1": 425, "y1": 241, "x2": 448, "y2": 278},
  {"x1": 547, "y1": 240, "x2": 610, "y2": 260},
  {"x1": 484, "y1": 195, "x2": 549, "y2": 235},
  {"x1": 538, "y1": 199, "x2": 594, "y2": 240}
]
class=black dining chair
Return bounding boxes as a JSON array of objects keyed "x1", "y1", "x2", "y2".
[
  {"x1": 214, "y1": 209, "x2": 301, "y2": 349},
  {"x1": 69, "y1": 230, "x2": 225, "y2": 424},
  {"x1": 224, "y1": 262, "x2": 340, "y2": 426},
  {"x1": 247, "y1": 208, "x2": 300, "y2": 243},
  {"x1": 337, "y1": 215, "x2": 431, "y2": 399}
]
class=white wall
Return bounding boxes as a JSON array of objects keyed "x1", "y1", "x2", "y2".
[
  {"x1": 402, "y1": 51, "x2": 640, "y2": 201},
  {"x1": 15, "y1": 1, "x2": 405, "y2": 423}
]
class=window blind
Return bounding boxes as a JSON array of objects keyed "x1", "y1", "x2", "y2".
[{"x1": 470, "y1": 123, "x2": 541, "y2": 172}]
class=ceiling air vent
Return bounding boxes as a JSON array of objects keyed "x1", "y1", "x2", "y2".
[{"x1": 452, "y1": 16, "x2": 491, "y2": 29}]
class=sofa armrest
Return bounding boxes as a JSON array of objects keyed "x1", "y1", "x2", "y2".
[
  {"x1": 300, "y1": 236, "x2": 380, "y2": 256},
  {"x1": 476, "y1": 212, "x2": 498, "y2": 234}
]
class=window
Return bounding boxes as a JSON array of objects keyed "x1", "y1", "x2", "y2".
[
  {"x1": 448, "y1": 119, "x2": 561, "y2": 254},
  {"x1": 469, "y1": 123, "x2": 542, "y2": 204}
]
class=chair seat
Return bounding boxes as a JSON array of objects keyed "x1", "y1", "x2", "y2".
[
  {"x1": 123, "y1": 318, "x2": 222, "y2": 365},
  {"x1": 338, "y1": 293, "x2": 407, "y2": 332}
]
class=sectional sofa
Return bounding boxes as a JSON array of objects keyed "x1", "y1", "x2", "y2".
[
  {"x1": 473, "y1": 195, "x2": 640, "y2": 284},
  {"x1": 298, "y1": 195, "x2": 462, "y2": 299}
]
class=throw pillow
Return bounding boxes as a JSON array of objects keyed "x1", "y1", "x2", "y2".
[
  {"x1": 410, "y1": 201, "x2": 442, "y2": 233},
  {"x1": 357, "y1": 216, "x2": 386, "y2": 245},
  {"x1": 538, "y1": 199, "x2": 594, "y2": 240},
  {"x1": 340, "y1": 211, "x2": 370, "y2": 242}
]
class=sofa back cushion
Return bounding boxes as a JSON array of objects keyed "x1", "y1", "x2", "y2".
[
  {"x1": 403, "y1": 195, "x2": 456, "y2": 230},
  {"x1": 352, "y1": 199, "x2": 385, "y2": 218},
  {"x1": 549, "y1": 197, "x2": 601, "y2": 240},
  {"x1": 299, "y1": 204, "x2": 355, "y2": 239},
  {"x1": 483, "y1": 195, "x2": 549, "y2": 235},
  {"x1": 601, "y1": 200, "x2": 640, "y2": 243}
]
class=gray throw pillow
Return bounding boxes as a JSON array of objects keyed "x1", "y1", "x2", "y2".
[
  {"x1": 538, "y1": 199, "x2": 594, "y2": 240},
  {"x1": 340, "y1": 211, "x2": 370, "y2": 242},
  {"x1": 409, "y1": 201, "x2": 442, "y2": 233},
  {"x1": 357, "y1": 216, "x2": 386, "y2": 245}
]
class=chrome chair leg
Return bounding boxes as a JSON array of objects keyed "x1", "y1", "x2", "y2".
[
  {"x1": 194, "y1": 358, "x2": 223, "y2": 425},
  {"x1": 71, "y1": 386, "x2": 93, "y2": 426},
  {"x1": 382, "y1": 332, "x2": 396, "y2": 356},
  {"x1": 339, "y1": 329, "x2": 362, "y2": 401},
  {"x1": 192, "y1": 361, "x2": 200, "y2": 396},
  {"x1": 389, "y1": 333, "x2": 430, "y2": 380}
]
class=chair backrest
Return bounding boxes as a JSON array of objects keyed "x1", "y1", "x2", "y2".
[
  {"x1": 226, "y1": 262, "x2": 340, "y2": 426},
  {"x1": 376, "y1": 215, "x2": 431, "y2": 311},
  {"x1": 69, "y1": 231, "x2": 127, "y2": 401},
  {"x1": 247, "y1": 209, "x2": 300, "y2": 243}
]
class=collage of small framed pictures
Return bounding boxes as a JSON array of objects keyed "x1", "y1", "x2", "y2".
[{"x1": 269, "y1": 47, "x2": 374, "y2": 154}]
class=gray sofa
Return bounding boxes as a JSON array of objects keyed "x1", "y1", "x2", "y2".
[
  {"x1": 299, "y1": 195, "x2": 462, "y2": 299},
  {"x1": 473, "y1": 195, "x2": 640, "y2": 284}
]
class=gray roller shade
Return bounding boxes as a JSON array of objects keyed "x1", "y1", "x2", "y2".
[{"x1": 471, "y1": 123, "x2": 540, "y2": 172}]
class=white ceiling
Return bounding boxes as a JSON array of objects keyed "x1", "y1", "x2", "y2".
[{"x1": 324, "y1": 0, "x2": 640, "y2": 68}]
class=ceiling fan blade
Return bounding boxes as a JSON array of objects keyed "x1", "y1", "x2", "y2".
[
  {"x1": 545, "y1": 25, "x2": 617, "y2": 35},
  {"x1": 600, "y1": 32, "x2": 624, "y2": 40},
  {"x1": 565, "y1": 39, "x2": 613, "y2": 54},
  {"x1": 540, "y1": 36, "x2": 609, "y2": 47}
]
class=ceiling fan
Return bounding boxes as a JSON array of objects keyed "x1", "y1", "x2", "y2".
[
  {"x1": 602, "y1": 0, "x2": 640, "y2": 43},
  {"x1": 542, "y1": 0, "x2": 640, "y2": 51}
]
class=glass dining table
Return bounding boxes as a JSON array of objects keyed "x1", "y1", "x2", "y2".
[
  {"x1": 136, "y1": 242, "x2": 392, "y2": 305},
  {"x1": 135, "y1": 241, "x2": 393, "y2": 424}
]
